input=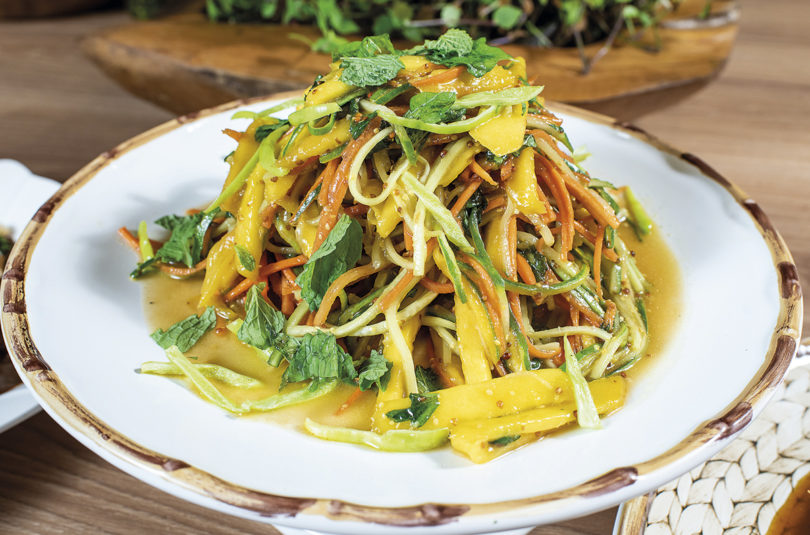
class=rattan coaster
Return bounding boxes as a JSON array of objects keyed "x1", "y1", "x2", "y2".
[{"x1": 615, "y1": 343, "x2": 810, "y2": 535}]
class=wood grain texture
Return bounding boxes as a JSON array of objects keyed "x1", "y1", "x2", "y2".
[
  {"x1": 0, "y1": 0, "x2": 807, "y2": 532},
  {"x1": 80, "y1": 5, "x2": 738, "y2": 118}
]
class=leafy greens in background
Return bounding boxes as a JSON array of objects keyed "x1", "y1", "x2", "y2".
[{"x1": 128, "y1": 0, "x2": 685, "y2": 73}]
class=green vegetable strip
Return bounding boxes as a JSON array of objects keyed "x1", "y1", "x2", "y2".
[
  {"x1": 588, "y1": 323, "x2": 629, "y2": 379},
  {"x1": 319, "y1": 142, "x2": 348, "y2": 163},
  {"x1": 454, "y1": 86, "x2": 544, "y2": 108},
  {"x1": 304, "y1": 418, "x2": 449, "y2": 452},
  {"x1": 370, "y1": 84, "x2": 411, "y2": 104},
  {"x1": 137, "y1": 221, "x2": 154, "y2": 261},
  {"x1": 394, "y1": 125, "x2": 417, "y2": 165},
  {"x1": 503, "y1": 264, "x2": 590, "y2": 296},
  {"x1": 509, "y1": 312, "x2": 532, "y2": 371},
  {"x1": 624, "y1": 187, "x2": 654, "y2": 236},
  {"x1": 288, "y1": 102, "x2": 340, "y2": 126},
  {"x1": 140, "y1": 361, "x2": 263, "y2": 389},
  {"x1": 230, "y1": 97, "x2": 304, "y2": 120},
  {"x1": 280, "y1": 124, "x2": 304, "y2": 158},
  {"x1": 360, "y1": 100, "x2": 500, "y2": 134},
  {"x1": 563, "y1": 337, "x2": 601, "y2": 429},
  {"x1": 399, "y1": 173, "x2": 473, "y2": 253},
  {"x1": 165, "y1": 346, "x2": 244, "y2": 414},
  {"x1": 307, "y1": 113, "x2": 337, "y2": 136},
  {"x1": 205, "y1": 149, "x2": 260, "y2": 213},
  {"x1": 337, "y1": 286, "x2": 386, "y2": 325},
  {"x1": 437, "y1": 234, "x2": 467, "y2": 303},
  {"x1": 227, "y1": 319, "x2": 284, "y2": 367},
  {"x1": 243, "y1": 380, "x2": 337, "y2": 411},
  {"x1": 526, "y1": 117, "x2": 573, "y2": 152}
]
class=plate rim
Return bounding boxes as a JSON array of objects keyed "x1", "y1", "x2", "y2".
[{"x1": 1, "y1": 93, "x2": 803, "y2": 530}]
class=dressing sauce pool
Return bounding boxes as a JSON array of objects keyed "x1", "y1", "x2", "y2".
[
  {"x1": 767, "y1": 471, "x2": 810, "y2": 535},
  {"x1": 141, "y1": 226, "x2": 681, "y2": 434}
]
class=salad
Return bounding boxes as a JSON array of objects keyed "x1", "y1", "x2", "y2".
[{"x1": 121, "y1": 29, "x2": 655, "y2": 463}]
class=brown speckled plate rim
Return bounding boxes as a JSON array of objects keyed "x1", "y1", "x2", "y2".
[{"x1": 1, "y1": 94, "x2": 802, "y2": 530}]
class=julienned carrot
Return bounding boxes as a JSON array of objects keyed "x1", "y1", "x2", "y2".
[
  {"x1": 259, "y1": 254, "x2": 307, "y2": 277},
  {"x1": 290, "y1": 155, "x2": 319, "y2": 176},
  {"x1": 559, "y1": 170, "x2": 620, "y2": 229},
  {"x1": 500, "y1": 156, "x2": 515, "y2": 182},
  {"x1": 281, "y1": 280, "x2": 295, "y2": 316},
  {"x1": 507, "y1": 291, "x2": 558, "y2": 359},
  {"x1": 316, "y1": 159, "x2": 339, "y2": 210},
  {"x1": 482, "y1": 196, "x2": 506, "y2": 214},
  {"x1": 470, "y1": 160, "x2": 498, "y2": 186},
  {"x1": 516, "y1": 254, "x2": 537, "y2": 285},
  {"x1": 528, "y1": 112, "x2": 562, "y2": 127},
  {"x1": 463, "y1": 255, "x2": 507, "y2": 353},
  {"x1": 570, "y1": 221, "x2": 618, "y2": 262},
  {"x1": 118, "y1": 227, "x2": 161, "y2": 254},
  {"x1": 403, "y1": 224, "x2": 414, "y2": 252},
  {"x1": 335, "y1": 387, "x2": 364, "y2": 415},
  {"x1": 158, "y1": 259, "x2": 207, "y2": 277},
  {"x1": 379, "y1": 270, "x2": 415, "y2": 311},
  {"x1": 536, "y1": 156, "x2": 573, "y2": 259},
  {"x1": 451, "y1": 179, "x2": 481, "y2": 219},
  {"x1": 314, "y1": 118, "x2": 381, "y2": 250},
  {"x1": 419, "y1": 276, "x2": 454, "y2": 294},
  {"x1": 531, "y1": 130, "x2": 574, "y2": 164},
  {"x1": 314, "y1": 264, "x2": 379, "y2": 326},
  {"x1": 411, "y1": 66, "x2": 464, "y2": 88},
  {"x1": 593, "y1": 224, "x2": 605, "y2": 299}
]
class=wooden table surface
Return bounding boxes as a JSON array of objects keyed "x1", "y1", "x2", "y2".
[{"x1": 1, "y1": 1, "x2": 808, "y2": 533}]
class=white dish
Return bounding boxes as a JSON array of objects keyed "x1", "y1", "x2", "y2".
[
  {"x1": 1, "y1": 96, "x2": 801, "y2": 533},
  {"x1": 0, "y1": 159, "x2": 58, "y2": 433}
]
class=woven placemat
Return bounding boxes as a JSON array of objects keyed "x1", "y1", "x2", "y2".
[{"x1": 616, "y1": 343, "x2": 810, "y2": 535}]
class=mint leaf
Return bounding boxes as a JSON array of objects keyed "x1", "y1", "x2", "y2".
[
  {"x1": 255, "y1": 121, "x2": 290, "y2": 142},
  {"x1": 418, "y1": 30, "x2": 512, "y2": 78},
  {"x1": 405, "y1": 92, "x2": 457, "y2": 124},
  {"x1": 422, "y1": 28, "x2": 474, "y2": 57},
  {"x1": 282, "y1": 331, "x2": 357, "y2": 387},
  {"x1": 386, "y1": 392, "x2": 439, "y2": 428},
  {"x1": 334, "y1": 34, "x2": 397, "y2": 59},
  {"x1": 153, "y1": 209, "x2": 219, "y2": 267},
  {"x1": 340, "y1": 54, "x2": 405, "y2": 87},
  {"x1": 357, "y1": 350, "x2": 392, "y2": 391},
  {"x1": 297, "y1": 214, "x2": 363, "y2": 311},
  {"x1": 238, "y1": 284, "x2": 287, "y2": 349},
  {"x1": 151, "y1": 307, "x2": 216, "y2": 352},
  {"x1": 235, "y1": 244, "x2": 256, "y2": 272},
  {"x1": 415, "y1": 366, "x2": 441, "y2": 393}
]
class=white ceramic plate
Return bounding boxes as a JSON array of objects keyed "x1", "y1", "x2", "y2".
[
  {"x1": 0, "y1": 159, "x2": 58, "y2": 433},
  {"x1": 1, "y1": 96, "x2": 802, "y2": 534}
]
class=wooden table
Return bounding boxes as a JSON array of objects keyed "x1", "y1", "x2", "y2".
[{"x1": 1, "y1": 1, "x2": 808, "y2": 533}]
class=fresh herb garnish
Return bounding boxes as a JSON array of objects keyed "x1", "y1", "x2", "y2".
[
  {"x1": 335, "y1": 35, "x2": 405, "y2": 87},
  {"x1": 237, "y1": 285, "x2": 289, "y2": 352},
  {"x1": 415, "y1": 366, "x2": 442, "y2": 394},
  {"x1": 413, "y1": 29, "x2": 512, "y2": 77},
  {"x1": 153, "y1": 209, "x2": 220, "y2": 268},
  {"x1": 281, "y1": 331, "x2": 357, "y2": 387},
  {"x1": 235, "y1": 244, "x2": 256, "y2": 271},
  {"x1": 150, "y1": 307, "x2": 216, "y2": 352},
  {"x1": 255, "y1": 121, "x2": 290, "y2": 142},
  {"x1": 386, "y1": 392, "x2": 439, "y2": 428},
  {"x1": 357, "y1": 349, "x2": 392, "y2": 391},
  {"x1": 297, "y1": 214, "x2": 363, "y2": 311}
]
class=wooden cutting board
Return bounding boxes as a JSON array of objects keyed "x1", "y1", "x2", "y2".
[{"x1": 81, "y1": 4, "x2": 738, "y2": 119}]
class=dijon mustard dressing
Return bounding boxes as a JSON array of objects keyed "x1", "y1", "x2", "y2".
[{"x1": 141, "y1": 226, "x2": 680, "y2": 431}]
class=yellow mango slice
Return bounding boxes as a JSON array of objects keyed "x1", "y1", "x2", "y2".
[
  {"x1": 455, "y1": 276, "x2": 496, "y2": 383},
  {"x1": 233, "y1": 170, "x2": 266, "y2": 280},
  {"x1": 199, "y1": 231, "x2": 238, "y2": 312},
  {"x1": 371, "y1": 316, "x2": 422, "y2": 433},
  {"x1": 277, "y1": 118, "x2": 351, "y2": 168},
  {"x1": 450, "y1": 378, "x2": 626, "y2": 463},
  {"x1": 470, "y1": 104, "x2": 527, "y2": 156},
  {"x1": 506, "y1": 147, "x2": 547, "y2": 222}
]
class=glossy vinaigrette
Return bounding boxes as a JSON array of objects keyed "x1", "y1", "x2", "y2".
[{"x1": 767, "y1": 471, "x2": 810, "y2": 535}]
